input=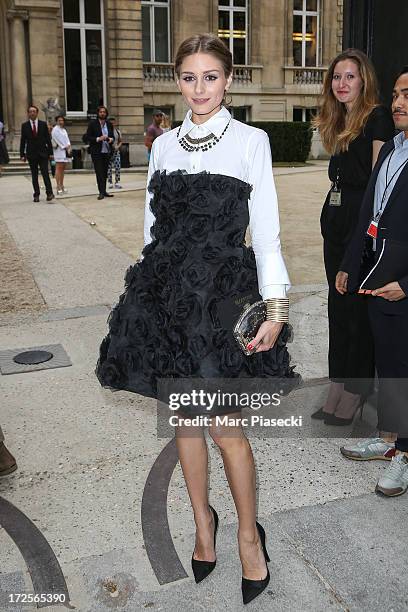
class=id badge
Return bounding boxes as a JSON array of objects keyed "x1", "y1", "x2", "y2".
[
  {"x1": 367, "y1": 219, "x2": 378, "y2": 239},
  {"x1": 329, "y1": 188, "x2": 342, "y2": 207}
]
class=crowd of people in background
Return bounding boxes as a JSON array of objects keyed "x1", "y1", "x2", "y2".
[{"x1": 4, "y1": 106, "x2": 170, "y2": 200}]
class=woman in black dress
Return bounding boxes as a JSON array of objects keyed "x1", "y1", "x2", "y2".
[
  {"x1": 96, "y1": 34, "x2": 299, "y2": 604},
  {"x1": 313, "y1": 49, "x2": 394, "y2": 425}
]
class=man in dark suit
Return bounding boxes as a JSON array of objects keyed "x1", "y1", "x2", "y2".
[
  {"x1": 337, "y1": 67, "x2": 408, "y2": 496},
  {"x1": 20, "y1": 105, "x2": 54, "y2": 202},
  {"x1": 86, "y1": 106, "x2": 115, "y2": 200}
]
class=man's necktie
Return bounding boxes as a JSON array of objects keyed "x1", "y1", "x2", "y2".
[{"x1": 32, "y1": 122, "x2": 37, "y2": 137}]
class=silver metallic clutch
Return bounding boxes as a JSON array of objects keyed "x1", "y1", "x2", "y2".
[{"x1": 233, "y1": 300, "x2": 266, "y2": 355}]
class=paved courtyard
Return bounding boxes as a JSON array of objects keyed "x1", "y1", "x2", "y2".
[{"x1": 0, "y1": 165, "x2": 407, "y2": 612}]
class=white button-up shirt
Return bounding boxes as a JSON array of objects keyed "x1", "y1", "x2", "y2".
[
  {"x1": 374, "y1": 131, "x2": 408, "y2": 218},
  {"x1": 143, "y1": 106, "x2": 290, "y2": 298}
]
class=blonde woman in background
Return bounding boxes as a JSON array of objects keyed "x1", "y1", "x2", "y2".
[{"x1": 160, "y1": 112, "x2": 172, "y2": 132}]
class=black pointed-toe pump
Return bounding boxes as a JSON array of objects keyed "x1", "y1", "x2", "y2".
[
  {"x1": 241, "y1": 522, "x2": 270, "y2": 605},
  {"x1": 191, "y1": 505, "x2": 219, "y2": 584}
]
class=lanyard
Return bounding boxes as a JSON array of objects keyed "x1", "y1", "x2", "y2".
[{"x1": 376, "y1": 149, "x2": 408, "y2": 219}]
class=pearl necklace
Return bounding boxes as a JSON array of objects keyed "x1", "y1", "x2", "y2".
[{"x1": 177, "y1": 119, "x2": 231, "y2": 153}]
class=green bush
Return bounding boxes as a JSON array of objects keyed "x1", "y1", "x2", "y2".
[
  {"x1": 171, "y1": 120, "x2": 313, "y2": 163},
  {"x1": 249, "y1": 121, "x2": 313, "y2": 163}
]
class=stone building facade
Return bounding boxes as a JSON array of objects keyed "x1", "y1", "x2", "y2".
[{"x1": 0, "y1": 0, "x2": 343, "y2": 163}]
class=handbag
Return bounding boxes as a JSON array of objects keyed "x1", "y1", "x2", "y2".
[
  {"x1": 233, "y1": 300, "x2": 267, "y2": 355},
  {"x1": 217, "y1": 289, "x2": 266, "y2": 355}
]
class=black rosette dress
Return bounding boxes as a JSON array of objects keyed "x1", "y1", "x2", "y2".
[{"x1": 96, "y1": 170, "x2": 299, "y2": 413}]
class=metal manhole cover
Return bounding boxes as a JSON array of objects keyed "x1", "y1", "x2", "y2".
[
  {"x1": 13, "y1": 350, "x2": 54, "y2": 365},
  {"x1": 0, "y1": 344, "x2": 72, "y2": 375}
]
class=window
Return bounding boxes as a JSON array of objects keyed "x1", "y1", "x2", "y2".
[
  {"x1": 142, "y1": 0, "x2": 170, "y2": 63},
  {"x1": 293, "y1": 107, "x2": 317, "y2": 122},
  {"x1": 293, "y1": 0, "x2": 320, "y2": 67},
  {"x1": 63, "y1": 0, "x2": 106, "y2": 115},
  {"x1": 229, "y1": 106, "x2": 250, "y2": 122},
  {"x1": 218, "y1": 0, "x2": 248, "y2": 65}
]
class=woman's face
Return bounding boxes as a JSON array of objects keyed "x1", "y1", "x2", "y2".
[
  {"x1": 331, "y1": 59, "x2": 363, "y2": 109},
  {"x1": 177, "y1": 52, "x2": 232, "y2": 119},
  {"x1": 57, "y1": 117, "x2": 65, "y2": 128}
]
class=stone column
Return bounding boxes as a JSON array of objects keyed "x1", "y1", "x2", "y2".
[{"x1": 7, "y1": 10, "x2": 29, "y2": 147}]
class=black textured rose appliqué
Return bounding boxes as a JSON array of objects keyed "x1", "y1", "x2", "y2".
[
  {"x1": 173, "y1": 293, "x2": 203, "y2": 327},
  {"x1": 98, "y1": 357, "x2": 126, "y2": 388},
  {"x1": 152, "y1": 255, "x2": 173, "y2": 283},
  {"x1": 175, "y1": 351, "x2": 199, "y2": 376},
  {"x1": 214, "y1": 263, "x2": 238, "y2": 295},
  {"x1": 127, "y1": 315, "x2": 149, "y2": 342},
  {"x1": 107, "y1": 307, "x2": 121, "y2": 335},
  {"x1": 242, "y1": 246, "x2": 257, "y2": 270},
  {"x1": 219, "y1": 340, "x2": 244, "y2": 376},
  {"x1": 189, "y1": 191, "x2": 210, "y2": 213},
  {"x1": 181, "y1": 261, "x2": 212, "y2": 290},
  {"x1": 191, "y1": 172, "x2": 211, "y2": 192},
  {"x1": 184, "y1": 212, "x2": 212, "y2": 244},
  {"x1": 165, "y1": 326, "x2": 188, "y2": 352},
  {"x1": 147, "y1": 169, "x2": 162, "y2": 195},
  {"x1": 163, "y1": 171, "x2": 189, "y2": 199},
  {"x1": 214, "y1": 196, "x2": 240, "y2": 231},
  {"x1": 202, "y1": 242, "x2": 226, "y2": 263},
  {"x1": 189, "y1": 334, "x2": 209, "y2": 359},
  {"x1": 227, "y1": 227, "x2": 245, "y2": 247},
  {"x1": 211, "y1": 175, "x2": 235, "y2": 199}
]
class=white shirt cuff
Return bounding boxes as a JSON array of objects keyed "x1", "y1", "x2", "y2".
[
  {"x1": 260, "y1": 284, "x2": 289, "y2": 299},
  {"x1": 255, "y1": 252, "x2": 291, "y2": 299}
]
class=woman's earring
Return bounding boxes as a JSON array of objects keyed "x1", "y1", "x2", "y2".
[{"x1": 223, "y1": 90, "x2": 233, "y2": 107}]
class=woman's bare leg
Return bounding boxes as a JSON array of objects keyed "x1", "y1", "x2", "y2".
[
  {"x1": 175, "y1": 422, "x2": 215, "y2": 562},
  {"x1": 55, "y1": 163, "x2": 63, "y2": 190},
  {"x1": 334, "y1": 388, "x2": 362, "y2": 418},
  {"x1": 209, "y1": 414, "x2": 267, "y2": 581},
  {"x1": 323, "y1": 381, "x2": 344, "y2": 414}
]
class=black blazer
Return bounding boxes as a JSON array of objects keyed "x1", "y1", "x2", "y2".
[
  {"x1": 86, "y1": 119, "x2": 114, "y2": 156},
  {"x1": 20, "y1": 119, "x2": 53, "y2": 159},
  {"x1": 341, "y1": 137, "x2": 408, "y2": 308}
]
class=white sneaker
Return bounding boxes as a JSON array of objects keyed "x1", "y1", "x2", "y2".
[
  {"x1": 340, "y1": 438, "x2": 395, "y2": 461},
  {"x1": 375, "y1": 454, "x2": 408, "y2": 496},
  {"x1": 115, "y1": 183, "x2": 122, "y2": 189},
  {"x1": 62, "y1": 188, "x2": 68, "y2": 194},
  {"x1": 56, "y1": 189, "x2": 63, "y2": 196},
  {"x1": 108, "y1": 183, "x2": 113, "y2": 189}
]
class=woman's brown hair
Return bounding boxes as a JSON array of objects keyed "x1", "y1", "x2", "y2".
[
  {"x1": 313, "y1": 49, "x2": 380, "y2": 154},
  {"x1": 174, "y1": 33, "x2": 233, "y2": 79}
]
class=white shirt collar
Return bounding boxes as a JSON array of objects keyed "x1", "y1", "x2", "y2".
[
  {"x1": 394, "y1": 130, "x2": 408, "y2": 149},
  {"x1": 178, "y1": 106, "x2": 231, "y2": 139}
]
